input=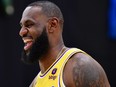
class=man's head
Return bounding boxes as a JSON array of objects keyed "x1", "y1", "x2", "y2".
[
  {"x1": 28, "y1": 1, "x2": 64, "y2": 25},
  {"x1": 19, "y1": 1, "x2": 64, "y2": 64}
]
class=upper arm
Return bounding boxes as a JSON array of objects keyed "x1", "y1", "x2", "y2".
[{"x1": 63, "y1": 53, "x2": 110, "y2": 87}]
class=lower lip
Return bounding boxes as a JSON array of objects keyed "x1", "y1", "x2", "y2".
[{"x1": 24, "y1": 42, "x2": 33, "y2": 51}]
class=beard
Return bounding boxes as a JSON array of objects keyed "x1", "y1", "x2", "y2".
[{"x1": 21, "y1": 28, "x2": 49, "y2": 64}]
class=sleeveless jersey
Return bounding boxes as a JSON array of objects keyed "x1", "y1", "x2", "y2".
[{"x1": 30, "y1": 48, "x2": 86, "y2": 87}]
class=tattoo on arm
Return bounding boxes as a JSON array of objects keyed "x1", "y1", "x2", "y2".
[{"x1": 72, "y1": 56, "x2": 109, "y2": 87}]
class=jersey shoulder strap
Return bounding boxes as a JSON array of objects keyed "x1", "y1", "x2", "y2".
[{"x1": 59, "y1": 48, "x2": 88, "y2": 87}]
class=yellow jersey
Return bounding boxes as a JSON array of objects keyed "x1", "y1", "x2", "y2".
[{"x1": 30, "y1": 48, "x2": 85, "y2": 87}]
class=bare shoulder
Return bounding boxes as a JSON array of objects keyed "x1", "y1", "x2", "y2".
[{"x1": 63, "y1": 52, "x2": 110, "y2": 87}]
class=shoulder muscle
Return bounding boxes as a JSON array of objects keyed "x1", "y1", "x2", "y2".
[{"x1": 63, "y1": 52, "x2": 110, "y2": 87}]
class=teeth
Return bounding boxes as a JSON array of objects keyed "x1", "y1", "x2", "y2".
[{"x1": 23, "y1": 39, "x2": 33, "y2": 43}]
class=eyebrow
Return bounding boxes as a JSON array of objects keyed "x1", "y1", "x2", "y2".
[{"x1": 20, "y1": 18, "x2": 35, "y2": 26}]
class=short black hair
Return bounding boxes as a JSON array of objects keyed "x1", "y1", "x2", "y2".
[{"x1": 28, "y1": 1, "x2": 64, "y2": 23}]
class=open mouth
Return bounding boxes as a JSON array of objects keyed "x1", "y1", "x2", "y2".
[{"x1": 23, "y1": 38, "x2": 33, "y2": 51}]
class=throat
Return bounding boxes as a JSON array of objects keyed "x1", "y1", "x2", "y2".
[{"x1": 39, "y1": 46, "x2": 67, "y2": 74}]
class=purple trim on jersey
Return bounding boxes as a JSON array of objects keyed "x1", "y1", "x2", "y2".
[{"x1": 40, "y1": 48, "x2": 69, "y2": 77}]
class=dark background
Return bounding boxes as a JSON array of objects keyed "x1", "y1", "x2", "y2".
[{"x1": 0, "y1": 0, "x2": 115, "y2": 87}]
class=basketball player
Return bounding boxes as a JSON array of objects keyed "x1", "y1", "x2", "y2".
[{"x1": 19, "y1": 1, "x2": 110, "y2": 87}]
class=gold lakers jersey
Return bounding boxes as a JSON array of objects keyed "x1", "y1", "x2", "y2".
[{"x1": 30, "y1": 48, "x2": 86, "y2": 87}]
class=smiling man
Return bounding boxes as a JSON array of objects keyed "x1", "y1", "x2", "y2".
[{"x1": 19, "y1": 1, "x2": 110, "y2": 87}]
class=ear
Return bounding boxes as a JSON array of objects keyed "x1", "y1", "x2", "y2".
[{"x1": 47, "y1": 17, "x2": 59, "y2": 33}]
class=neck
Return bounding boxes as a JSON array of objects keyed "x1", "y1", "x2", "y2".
[{"x1": 38, "y1": 44, "x2": 66, "y2": 73}]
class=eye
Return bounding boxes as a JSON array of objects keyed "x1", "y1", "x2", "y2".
[
  {"x1": 26, "y1": 24, "x2": 33, "y2": 28},
  {"x1": 25, "y1": 22, "x2": 34, "y2": 28}
]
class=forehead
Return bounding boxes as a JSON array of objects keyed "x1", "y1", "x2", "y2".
[
  {"x1": 20, "y1": 6, "x2": 45, "y2": 23},
  {"x1": 23, "y1": 6, "x2": 42, "y2": 16}
]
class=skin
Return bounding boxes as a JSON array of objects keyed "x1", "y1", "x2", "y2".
[
  {"x1": 19, "y1": 6, "x2": 64, "y2": 72},
  {"x1": 63, "y1": 53, "x2": 110, "y2": 87},
  {"x1": 19, "y1": 6, "x2": 110, "y2": 87}
]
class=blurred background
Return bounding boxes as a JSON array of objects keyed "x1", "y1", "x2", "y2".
[{"x1": 0, "y1": 0, "x2": 115, "y2": 87}]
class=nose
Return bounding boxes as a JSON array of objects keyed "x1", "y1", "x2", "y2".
[{"x1": 19, "y1": 27, "x2": 29, "y2": 37}]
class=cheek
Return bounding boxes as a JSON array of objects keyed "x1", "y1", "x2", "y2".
[{"x1": 29, "y1": 29, "x2": 41, "y2": 40}]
